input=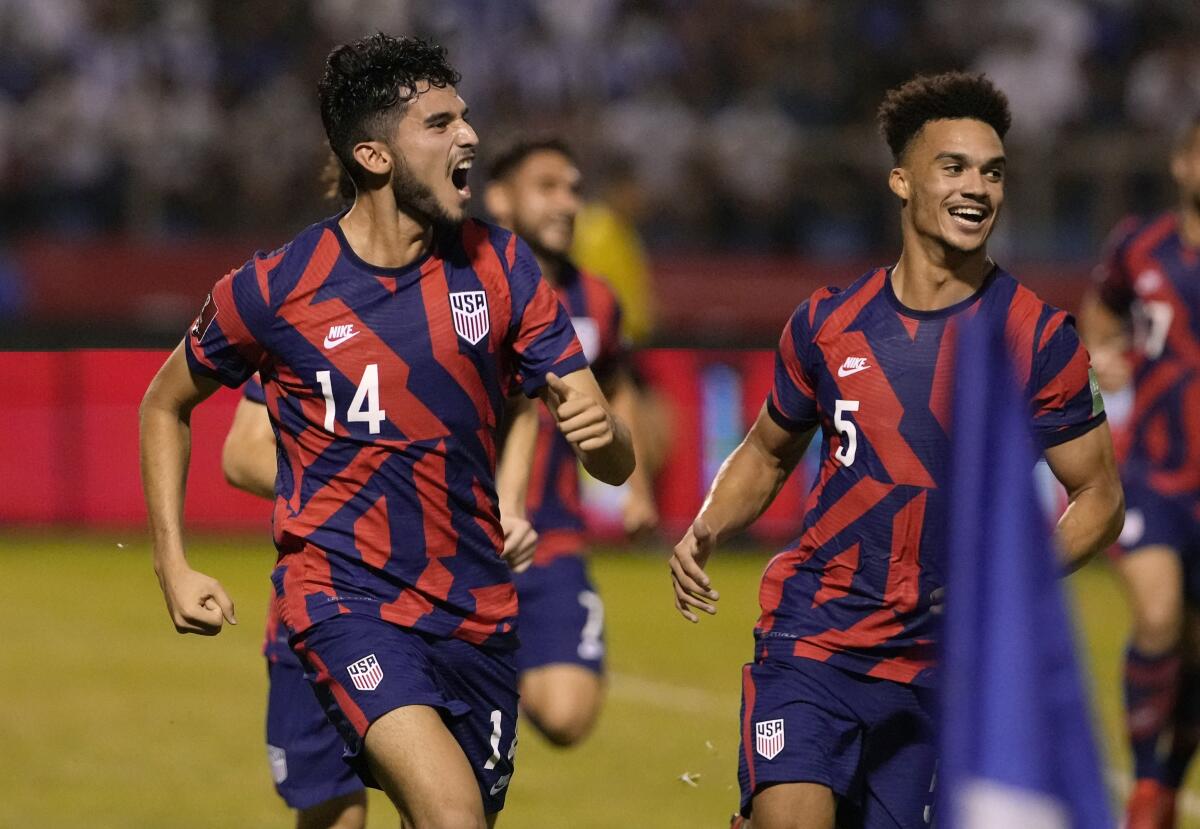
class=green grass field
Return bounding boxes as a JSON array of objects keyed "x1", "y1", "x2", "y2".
[{"x1": 0, "y1": 531, "x2": 1186, "y2": 827}]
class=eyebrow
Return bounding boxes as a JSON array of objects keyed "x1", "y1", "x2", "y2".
[
  {"x1": 935, "y1": 152, "x2": 1006, "y2": 167},
  {"x1": 424, "y1": 107, "x2": 468, "y2": 126}
]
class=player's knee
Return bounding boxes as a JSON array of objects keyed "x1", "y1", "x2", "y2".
[
  {"x1": 526, "y1": 697, "x2": 598, "y2": 747},
  {"x1": 1134, "y1": 602, "x2": 1184, "y2": 654},
  {"x1": 407, "y1": 806, "x2": 487, "y2": 829}
]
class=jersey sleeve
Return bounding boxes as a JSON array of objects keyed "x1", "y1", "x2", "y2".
[
  {"x1": 1028, "y1": 312, "x2": 1106, "y2": 449},
  {"x1": 767, "y1": 301, "x2": 820, "y2": 433},
  {"x1": 1092, "y1": 218, "x2": 1139, "y2": 316},
  {"x1": 184, "y1": 261, "x2": 270, "y2": 388},
  {"x1": 507, "y1": 239, "x2": 589, "y2": 396},
  {"x1": 243, "y1": 376, "x2": 266, "y2": 405}
]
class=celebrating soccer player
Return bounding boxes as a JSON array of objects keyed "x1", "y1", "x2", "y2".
[
  {"x1": 140, "y1": 34, "x2": 633, "y2": 829},
  {"x1": 669, "y1": 72, "x2": 1124, "y2": 829},
  {"x1": 1080, "y1": 114, "x2": 1200, "y2": 829},
  {"x1": 485, "y1": 138, "x2": 659, "y2": 748}
]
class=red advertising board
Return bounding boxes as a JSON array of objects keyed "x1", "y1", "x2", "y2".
[{"x1": 0, "y1": 350, "x2": 806, "y2": 542}]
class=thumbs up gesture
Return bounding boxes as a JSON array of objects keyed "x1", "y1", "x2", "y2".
[{"x1": 545, "y1": 372, "x2": 616, "y2": 452}]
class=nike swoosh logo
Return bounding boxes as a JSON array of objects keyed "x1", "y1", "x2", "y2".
[
  {"x1": 323, "y1": 331, "x2": 360, "y2": 349},
  {"x1": 490, "y1": 778, "x2": 510, "y2": 796},
  {"x1": 837, "y1": 364, "x2": 869, "y2": 377}
]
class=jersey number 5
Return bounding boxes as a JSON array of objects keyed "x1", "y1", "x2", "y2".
[
  {"x1": 833, "y1": 399, "x2": 860, "y2": 467},
  {"x1": 315, "y1": 364, "x2": 387, "y2": 434}
]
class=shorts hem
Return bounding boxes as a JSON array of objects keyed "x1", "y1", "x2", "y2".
[{"x1": 278, "y1": 778, "x2": 365, "y2": 811}]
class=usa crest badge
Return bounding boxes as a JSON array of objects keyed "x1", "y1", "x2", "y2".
[
  {"x1": 449, "y1": 290, "x2": 490, "y2": 345},
  {"x1": 347, "y1": 654, "x2": 384, "y2": 692},
  {"x1": 755, "y1": 718, "x2": 785, "y2": 760}
]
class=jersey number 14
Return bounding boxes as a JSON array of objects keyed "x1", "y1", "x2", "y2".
[{"x1": 315, "y1": 364, "x2": 387, "y2": 434}]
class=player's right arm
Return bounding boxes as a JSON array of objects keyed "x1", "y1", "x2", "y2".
[
  {"x1": 140, "y1": 344, "x2": 238, "y2": 635},
  {"x1": 669, "y1": 407, "x2": 816, "y2": 622},
  {"x1": 221, "y1": 396, "x2": 275, "y2": 500},
  {"x1": 1079, "y1": 220, "x2": 1136, "y2": 392},
  {"x1": 671, "y1": 299, "x2": 822, "y2": 623}
]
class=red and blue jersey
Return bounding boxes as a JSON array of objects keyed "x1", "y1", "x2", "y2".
[
  {"x1": 186, "y1": 215, "x2": 587, "y2": 649},
  {"x1": 1095, "y1": 213, "x2": 1200, "y2": 497},
  {"x1": 762, "y1": 266, "x2": 1104, "y2": 686},
  {"x1": 526, "y1": 263, "x2": 626, "y2": 565}
]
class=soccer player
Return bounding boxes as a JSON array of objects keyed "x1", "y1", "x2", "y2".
[
  {"x1": 668, "y1": 72, "x2": 1124, "y2": 829},
  {"x1": 485, "y1": 137, "x2": 659, "y2": 746},
  {"x1": 1079, "y1": 114, "x2": 1200, "y2": 829},
  {"x1": 140, "y1": 34, "x2": 634, "y2": 829}
]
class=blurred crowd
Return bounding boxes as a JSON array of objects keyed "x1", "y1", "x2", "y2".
[{"x1": 0, "y1": 0, "x2": 1197, "y2": 257}]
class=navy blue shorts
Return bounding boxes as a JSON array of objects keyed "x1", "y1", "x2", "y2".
[
  {"x1": 738, "y1": 657, "x2": 937, "y2": 828},
  {"x1": 293, "y1": 614, "x2": 520, "y2": 814},
  {"x1": 513, "y1": 555, "x2": 605, "y2": 675},
  {"x1": 1116, "y1": 478, "x2": 1200, "y2": 599},
  {"x1": 265, "y1": 649, "x2": 364, "y2": 810}
]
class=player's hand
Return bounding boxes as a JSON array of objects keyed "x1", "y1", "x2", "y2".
[
  {"x1": 623, "y1": 496, "x2": 659, "y2": 541},
  {"x1": 669, "y1": 517, "x2": 719, "y2": 623},
  {"x1": 157, "y1": 562, "x2": 238, "y2": 635},
  {"x1": 501, "y1": 515, "x2": 538, "y2": 574},
  {"x1": 546, "y1": 373, "x2": 616, "y2": 452}
]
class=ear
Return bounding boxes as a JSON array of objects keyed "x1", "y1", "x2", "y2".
[
  {"x1": 351, "y1": 141, "x2": 392, "y2": 178},
  {"x1": 484, "y1": 182, "x2": 511, "y2": 225},
  {"x1": 1171, "y1": 152, "x2": 1188, "y2": 187},
  {"x1": 888, "y1": 167, "x2": 910, "y2": 201}
]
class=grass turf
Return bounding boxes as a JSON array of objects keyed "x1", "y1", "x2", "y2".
[{"x1": 0, "y1": 531, "x2": 1170, "y2": 827}]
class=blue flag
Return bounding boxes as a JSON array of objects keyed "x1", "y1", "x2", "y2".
[{"x1": 939, "y1": 317, "x2": 1113, "y2": 828}]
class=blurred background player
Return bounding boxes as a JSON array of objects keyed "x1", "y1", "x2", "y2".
[
  {"x1": 1080, "y1": 113, "x2": 1200, "y2": 829},
  {"x1": 485, "y1": 138, "x2": 659, "y2": 747},
  {"x1": 141, "y1": 33, "x2": 634, "y2": 829},
  {"x1": 223, "y1": 377, "x2": 367, "y2": 829},
  {"x1": 669, "y1": 72, "x2": 1123, "y2": 829}
]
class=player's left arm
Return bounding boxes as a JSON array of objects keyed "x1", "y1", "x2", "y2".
[
  {"x1": 538, "y1": 367, "x2": 635, "y2": 486},
  {"x1": 605, "y1": 368, "x2": 659, "y2": 538},
  {"x1": 222, "y1": 398, "x2": 275, "y2": 500},
  {"x1": 1043, "y1": 420, "x2": 1125, "y2": 572},
  {"x1": 495, "y1": 393, "x2": 540, "y2": 573}
]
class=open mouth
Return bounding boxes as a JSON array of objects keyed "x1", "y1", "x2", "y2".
[
  {"x1": 947, "y1": 205, "x2": 988, "y2": 229},
  {"x1": 451, "y1": 158, "x2": 472, "y2": 196}
]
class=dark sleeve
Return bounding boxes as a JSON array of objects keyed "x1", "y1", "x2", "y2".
[
  {"x1": 507, "y1": 238, "x2": 589, "y2": 396},
  {"x1": 184, "y1": 261, "x2": 269, "y2": 388},
  {"x1": 766, "y1": 301, "x2": 820, "y2": 433},
  {"x1": 1029, "y1": 312, "x2": 1106, "y2": 450}
]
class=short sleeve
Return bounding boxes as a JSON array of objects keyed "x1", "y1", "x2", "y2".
[
  {"x1": 184, "y1": 262, "x2": 269, "y2": 388},
  {"x1": 1092, "y1": 218, "x2": 1138, "y2": 316},
  {"x1": 767, "y1": 301, "x2": 820, "y2": 433},
  {"x1": 507, "y1": 239, "x2": 589, "y2": 396},
  {"x1": 243, "y1": 376, "x2": 266, "y2": 405},
  {"x1": 1028, "y1": 313, "x2": 1106, "y2": 449}
]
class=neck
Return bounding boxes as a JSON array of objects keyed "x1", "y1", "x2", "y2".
[
  {"x1": 338, "y1": 189, "x2": 433, "y2": 269},
  {"x1": 1179, "y1": 198, "x2": 1200, "y2": 249},
  {"x1": 532, "y1": 249, "x2": 563, "y2": 286},
  {"x1": 892, "y1": 220, "x2": 992, "y2": 311}
]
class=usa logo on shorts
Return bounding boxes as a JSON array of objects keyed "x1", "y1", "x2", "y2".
[
  {"x1": 450, "y1": 291, "x2": 490, "y2": 345},
  {"x1": 755, "y1": 718, "x2": 785, "y2": 760},
  {"x1": 347, "y1": 654, "x2": 384, "y2": 691}
]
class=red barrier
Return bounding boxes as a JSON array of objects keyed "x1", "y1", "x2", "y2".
[{"x1": 0, "y1": 350, "x2": 809, "y2": 542}]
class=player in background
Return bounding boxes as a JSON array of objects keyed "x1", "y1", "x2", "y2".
[
  {"x1": 141, "y1": 34, "x2": 634, "y2": 829},
  {"x1": 484, "y1": 138, "x2": 659, "y2": 747},
  {"x1": 223, "y1": 377, "x2": 367, "y2": 829},
  {"x1": 1079, "y1": 114, "x2": 1200, "y2": 829},
  {"x1": 669, "y1": 72, "x2": 1124, "y2": 829}
]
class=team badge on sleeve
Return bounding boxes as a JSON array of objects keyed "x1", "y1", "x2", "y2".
[
  {"x1": 755, "y1": 718, "x2": 785, "y2": 760},
  {"x1": 347, "y1": 654, "x2": 384, "y2": 691},
  {"x1": 450, "y1": 291, "x2": 490, "y2": 345}
]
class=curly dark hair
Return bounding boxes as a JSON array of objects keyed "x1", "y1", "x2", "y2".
[
  {"x1": 877, "y1": 72, "x2": 1011, "y2": 163},
  {"x1": 487, "y1": 137, "x2": 577, "y2": 182},
  {"x1": 318, "y1": 33, "x2": 461, "y2": 184}
]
